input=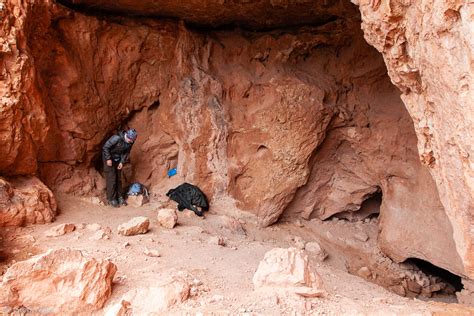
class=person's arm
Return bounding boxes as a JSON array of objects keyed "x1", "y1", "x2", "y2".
[{"x1": 102, "y1": 135, "x2": 120, "y2": 161}]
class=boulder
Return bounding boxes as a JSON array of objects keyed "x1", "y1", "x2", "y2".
[
  {"x1": 104, "y1": 300, "x2": 131, "y2": 316},
  {"x1": 123, "y1": 273, "x2": 190, "y2": 313},
  {"x1": 45, "y1": 223, "x2": 76, "y2": 237},
  {"x1": 253, "y1": 247, "x2": 324, "y2": 298},
  {"x1": 157, "y1": 208, "x2": 178, "y2": 229},
  {"x1": 304, "y1": 241, "x2": 327, "y2": 262},
  {"x1": 127, "y1": 195, "x2": 146, "y2": 208},
  {"x1": 118, "y1": 217, "x2": 150, "y2": 236},
  {"x1": 0, "y1": 177, "x2": 57, "y2": 226},
  {"x1": 0, "y1": 248, "x2": 117, "y2": 313}
]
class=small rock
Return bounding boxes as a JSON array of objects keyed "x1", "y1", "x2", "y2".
[
  {"x1": 90, "y1": 197, "x2": 101, "y2": 205},
  {"x1": 45, "y1": 223, "x2": 76, "y2": 237},
  {"x1": 157, "y1": 208, "x2": 178, "y2": 229},
  {"x1": 354, "y1": 231, "x2": 369, "y2": 242},
  {"x1": 123, "y1": 242, "x2": 130, "y2": 248},
  {"x1": 357, "y1": 266, "x2": 372, "y2": 279},
  {"x1": 143, "y1": 248, "x2": 160, "y2": 257},
  {"x1": 304, "y1": 241, "x2": 328, "y2": 261},
  {"x1": 86, "y1": 223, "x2": 102, "y2": 231},
  {"x1": 208, "y1": 294, "x2": 224, "y2": 303},
  {"x1": 118, "y1": 217, "x2": 150, "y2": 236},
  {"x1": 208, "y1": 236, "x2": 225, "y2": 246},
  {"x1": 291, "y1": 236, "x2": 305, "y2": 250},
  {"x1": 104, "y1": 299, "x2": 131, "y2": 316},
  {"x1": 128, "y1": 195, "x2": 146, "y2": 208},
  {"x1": 295, "y1": 219, "x2": 304, "y2": 227},
  {"x1": 90, "y1": 227, "x2": 112, "y2": 241}
]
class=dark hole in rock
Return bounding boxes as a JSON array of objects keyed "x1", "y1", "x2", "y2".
[
  {"x1": 333, "y1": 190, "x2": 382, "y2": 222},
  {"x1": 404, "y1": 258, "x2": 463, "y2": 300}
]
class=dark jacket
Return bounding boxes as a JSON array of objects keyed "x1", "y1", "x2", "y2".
[
  {"x1": 102, "y1": 131, "x2": 133, "y2": 164},
  {"x1": 166, "y1": 183, "x2": 209, "y2": 216}
]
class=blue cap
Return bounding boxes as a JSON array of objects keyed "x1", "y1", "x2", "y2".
[{"x1": 126, "y1": 129, "x2": 137, "y2": 141}]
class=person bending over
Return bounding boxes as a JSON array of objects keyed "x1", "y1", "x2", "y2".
[{"x1": 102, "y1": 128, "x2": 137, "y2": 207}]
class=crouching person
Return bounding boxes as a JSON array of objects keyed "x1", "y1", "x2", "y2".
[{"x1": 102, "y1": 128, "x2": 137, "y2": 207}]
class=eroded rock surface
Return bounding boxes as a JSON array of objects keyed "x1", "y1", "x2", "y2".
[
  {"x1": 0, "y1": 248, "x2": 117, "y2": 313},
  {"x1": 0, "y1": 177, "x2": 57, "y2": 226},
  {"x1": 1, "y1": 0, "x2": 472, "y2": 283},
  {"x1": 355, "y1": 0, "x2": 474, "y2": 279}
]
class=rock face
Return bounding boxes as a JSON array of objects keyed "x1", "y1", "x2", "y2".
[
  {"x1": 0, "y1": 177, "x2": 57, "y2": 226},
  {"x1": 253, "y1": 247, "x2": 324, "y2": 297},
  {"x1": 355, "y1": 0, "x2": 474, "y2": 278},
  {"x1": 58, "y1": 0, "x2": 354, "y2": 30},
  {"x1": 0, "y1": 0, "x2": 472, "y2": 282},
  {"x1": 0, "y1": 248, "x2": 117, "y2": 313}
]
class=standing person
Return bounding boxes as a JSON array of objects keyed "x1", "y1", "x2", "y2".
[{"x1": 102, "y1": 128, "x2": 137, "y2": 207}]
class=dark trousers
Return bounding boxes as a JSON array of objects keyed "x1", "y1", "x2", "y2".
[{"x1": 104, "y1": 161, "x2": 122, "y2": 202}]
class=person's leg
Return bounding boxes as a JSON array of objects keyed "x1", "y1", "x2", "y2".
[
  {"x1": 104, "y1": 162, "x2": 119, "y2": 207},
  {"x1": 116, "y1": 169, "x2": 127, "y2": 205}
]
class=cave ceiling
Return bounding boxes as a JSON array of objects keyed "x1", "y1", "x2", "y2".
[{"x1": 57, "y1": 0, "x2": 357, "y2": 30}]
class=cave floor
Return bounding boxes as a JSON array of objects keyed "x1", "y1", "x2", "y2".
[{"x1": 0, "y1": 194, "x2": 471, "y2": 315}]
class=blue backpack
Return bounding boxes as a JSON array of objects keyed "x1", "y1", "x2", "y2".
[{"x1": 127, "y1": 183, "x2": 149, "y2": 197}]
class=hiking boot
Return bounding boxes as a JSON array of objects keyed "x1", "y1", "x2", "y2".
[
  {"x1": 118, "y1": 197, "x2": 127, "y2": 206},
  {"x1": 108, "y1": 200, "x2": 120, "y2": 208}
]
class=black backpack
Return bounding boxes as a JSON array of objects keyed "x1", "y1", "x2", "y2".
[{"x1": 166, "y1": 183, "x2": 209, "y2": 216}]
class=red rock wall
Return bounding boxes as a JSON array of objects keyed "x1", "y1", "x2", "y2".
[
  {"x1": 0, "y1": 0, "x2": 471, "y2": 279},
  {"x1": 355, "y1": 0, "x2": 474, "y2": 279}
]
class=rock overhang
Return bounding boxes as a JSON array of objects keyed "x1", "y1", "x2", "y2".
[{"x1": 56, "y1": 0, "x2": 358, "y2": 30}]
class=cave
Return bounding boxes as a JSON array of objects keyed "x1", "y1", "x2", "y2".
[
  {"x1": 0, "y1": 0, "x2": 473, "y2": 313},
  {"x1": 331, "y1": 189, "x2": 382, "y2": 222},
  {"x1": 404, "y1": 258, "x2": 463, "y2": 299}
]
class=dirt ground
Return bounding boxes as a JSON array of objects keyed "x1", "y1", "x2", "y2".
[{"x1": 1, "y1": 193, "x2": 473, "y2": 315}]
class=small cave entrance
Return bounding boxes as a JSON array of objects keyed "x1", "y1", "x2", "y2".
[
  {"x1": 402, "y1": 258, "x2": 463, "y2": 300},
  {"x1": 332, "y1": 189, "x2": 382, "y2": 222}
]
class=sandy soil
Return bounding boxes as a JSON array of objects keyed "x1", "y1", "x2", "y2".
[{"x1": 0, "y1": 194, "x2": 472, "y2": 315}]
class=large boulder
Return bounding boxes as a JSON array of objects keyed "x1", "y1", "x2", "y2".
[
  {"x1": 0, "y1": 248, "x2": 117, "y2": 313},
  {"x1": 253, "y1": 247, "x2": 324, "y2": 298},
  {"x1": 0, "y1": 177, "x2": 57, "y2": 226},
  {"x1": 122, "y1": 272, "x2": 191, "y2": 313}
]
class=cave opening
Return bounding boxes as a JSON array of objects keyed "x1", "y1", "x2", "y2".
[
  {"x1": 332, "y1": 189, "x2": 382, "y2": 222},
  {"x1": 404, "y1": 258, "x2": 463, "y2": 298}
]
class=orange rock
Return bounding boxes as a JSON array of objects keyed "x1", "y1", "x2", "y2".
[
  {"x1": 0, "y1": 248, "x2": 117, "y2": 313},
  {"x1": 156, "y1": 208, "x2": 178, "y2": 229},
  {"x1": 45, "y1": 223, "x2": 76, "y2": 237},
  {"x1": 0, "y1": 177, "x2": 57, "y2": 227},
  {"x1": 117, "y1": 217, "x2": 150, "y2": 236},
  {"x1": 253, "y1": 247, "x2": 324, "y2": 297}
]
